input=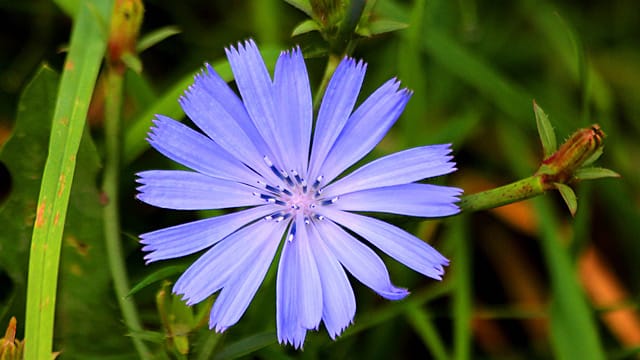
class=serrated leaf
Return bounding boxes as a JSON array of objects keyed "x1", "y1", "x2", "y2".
[
  {"x1": 534, "y1": 100, "x2": 557, "y2": 158},
  {"x1": 283, "y1": 0, "x2": 313, "y2": 17},
  {"x1": 554, "y1": 182, "x2": 577, "y2": 216},
  {"x1": 128, "y1": 264, "x2": 188, "y2": 297},
  {"x1": 137, "y1": 26, "x2": 181, "y2": 53},
  {"x1": 358, "y1": 19, "x2": 408, "y2": 37},
  {"x1": 291, "y1": 19, "x2": 320, "y2": 37},
  {"x1": 574, "y1": 167, "x2": 621, "y2": 181}
]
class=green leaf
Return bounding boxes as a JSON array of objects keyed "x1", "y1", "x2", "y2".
[
  {"x1": 554, "y1": 182, "x2": 578, "y2": 216},
  {"x1": 213, "y1": 331, "x2": 277, "y2": 360},
  {"x1": 450, "y1": 216, "x2": 471, "y2": 360},
  {"x1": 136, "y1": 26, "x2": 181, "y2": 53},
  {"x1": 358, "y1": 19, "x2": 408, "y2": 37},
  {"x1": 534, "y1": 198, "x2": 605, "y2": 360},
  {"x1": 283, "y1": 0, "x2": 313, "y2": 17},
  {"x1": 533, "y1": 100, "x2": 557, "y2": 158},
  {"x1": 0, "y1": 65, "x2": 132, "y2": 357},
  {"x1": 291, "y1": 19, "x2": 320, "y2": 36},
  {"x1": 574, "y1": 167, "x2": 621, "y2": 181},
  {"x1": 128, "y1": 265, "x2": 188, "y2": 297},
  {"x1": 422, "y1": 30, "x2": 532, "y2": 123},
  {"x1": 53, "y1": 0, "x2": 81, "y2": 18},
  {"x1": 405, "y1": 305, "x2": 449, "y2": 360},
  {"x1": 56, "y1": 121, "x2": 134, "y2": 356},
  {"x1": 0, "y1": 66, "x2": 59, "y2": 332},
  {"x1": 23, "y1": 0, "x2": 113, "y2": 358},
  {"x1": 121, "y1": 52, "x2": 142, "y2": 74}
]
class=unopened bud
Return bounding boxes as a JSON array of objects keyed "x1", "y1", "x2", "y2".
[
  {"x1": 537, "y1": 124, "x2": 605, "y2": 184},
  {"x1": 0, "y1": 317, "x2": 24, "y2": 360},
  {"x1": 107, "y1": 0, "x2": 144, "y2": 73}
]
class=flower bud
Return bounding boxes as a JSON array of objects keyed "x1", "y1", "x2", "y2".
[
  {"x1": 107, "y1": 0, "x2": 144, "y2": 73},
  {"x1": 0, "y1": 317, "x2": 24, "y2": 360},
  {"x1": 537, "y1": 124, "x2": 605, "y2": 184}
]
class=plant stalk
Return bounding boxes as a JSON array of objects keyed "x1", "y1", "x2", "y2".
[{"x1": 103, "y1": 67, "x2": 151, "y2": 358}]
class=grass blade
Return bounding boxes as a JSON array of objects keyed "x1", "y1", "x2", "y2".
[{"x1": 24, "y1": 0, "x2": 112, "y2": 358}]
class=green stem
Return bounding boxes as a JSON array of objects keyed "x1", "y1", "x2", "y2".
[
  {"x1": 458, "y1": 175, "x2": 546, "y2": 213},
  {"x1": 103, "y1": 68, "x2": 151, "y2": 358},
  {"x1": 313, "y1": 54, "x2": 341, "y2": 111}
]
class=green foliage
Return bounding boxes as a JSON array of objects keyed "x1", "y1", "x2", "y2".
[
  {"x1": 1, "y1": 66, "x2": 132, "y2": 357},
  {"x1": 1, "y1": 0, "x2": 638, "y2": 358},
  {"x1": 0, "y1": 68, "x2": 59, "y2": 337},
  {"x1": 22, "y1": 0, "x2": 113, "y2": 358},
  {"x1": 534, "y1": 100, "x2": 557, "y2": 158}
]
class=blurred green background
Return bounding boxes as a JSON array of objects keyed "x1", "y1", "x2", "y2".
[{"x1": 1, "y1": 0, "x2": 639, "y2": 359}]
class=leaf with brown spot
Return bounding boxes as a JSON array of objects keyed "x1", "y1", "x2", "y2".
[{"x1": 0, "y1": 66, "x2": 133, "y2": 355}]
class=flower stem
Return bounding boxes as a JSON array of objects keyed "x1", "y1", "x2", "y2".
[
  {"x1": 313, "y1": 53, "x2": 341, "y2": 111},
  {"x1": 103, "y1": 68, "x2": 151, "y2": 358},
  {"x1": 458, "y1": 176, "x2": 546, "y2": 213}
]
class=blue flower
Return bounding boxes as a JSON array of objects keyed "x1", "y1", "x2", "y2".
[{"x1": 137, "y1": 39, "x2": 462, "y2": 348}]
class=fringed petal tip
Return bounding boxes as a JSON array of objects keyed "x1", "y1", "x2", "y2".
[
  {"x1": 279, "y1": 336, "x2": 306, "y2": 350},
  {"x1": 426, "y1": 262, "x2": 450, "y2": 281},
  {"x1": 326, "y1": 319, "x2": 354, "y2": 340},
  {"x1": 212, "y1": 324, "x2": 228, "y2": 334},
  {"x1": 174, "y1": 292, "x2": 199, "y2": 307},
  {"x1": 224, "y1": 38, "x2": 259, "y2": 58},
  {"x1": 278, "y1": 45, "x2": 302, "y2": 59}
]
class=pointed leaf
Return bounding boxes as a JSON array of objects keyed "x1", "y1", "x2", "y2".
[
  {"x1": 283, "y1": 0, "x2": 313, "y2": 17},
  {"x1": 358, "y1": 19, "x2": 408, "y2": 37},
  {"x1": 291, "y1": 19, "x2": 321, "y2": 36},
  {"x1": 534, "y1": 100, "x2": 557, "y2": 158},
  {"x1": 213, "y1": 331, "x2": 276, "y2": 360},
  {"x1": 128, "y1": 265, "x2": 187, "y2": 297},
  {"x1": 121, "y1": 52, "x2": 142, "y2": 74},
  {"x1": 574, "y1": 167, "x2": 621, "y2": 181},
  {"x1": 136, "y1": 26, "x2": 181, "y2": 53},
  {"x1": 554, "y1": 182, "x2": 577, "y2": 216}
]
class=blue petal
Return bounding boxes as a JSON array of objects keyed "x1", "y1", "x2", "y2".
[
  {"x1": 320, "y1": 78, "x2": 412, "y2": 184},
  {"x1": 140, "y1": 205, "x2": 279, "y2": 263},
  {"x1": 322, "y1": 144, "x2": 456, "y2": 198},
  {"x1": 333, "y1": 183, "x2": 462, "y2": 217},
  {"x1": 313, "y1": 219, "x2": 409, "y2": 300},
  {"x1": 308, "y1": 57, "x2": 366, "y2": 183},
  {"x1": 147, "y1": 115, "x2": 259, "y2": 183},
  {"x1": 226, "y1": 40, "x2": 288, "y2": 169},
  {"x1": 180, "y1": 64, "x2": 283, "y2": 187},
  {"x1": 273, "y1": 47, "x2": 313, "y2": 175},
  {"x1": 318, "y1": 208, "x2": 449, "y2": 280},
  {"x1": 136, "y1": 170, "x2": 263, "y2": 210},
  {"x1": 195, "y1": 63, "x2": 280, "y2": 177},
  {"x1": 173, "y1": 220, "x2": 284, "y2": 305},
  {"x1": 209, "y1": 220, "x2": 287, "y2": 331},
  {"x1": 292, "y1": 214, "x2": 323, "y2": 329},
  {"x1": 307, "y1": 224, "x2": 355, "y2": 339},
  {"x1": 276, "y1": 215, "x2": 323, "y2": 347}
]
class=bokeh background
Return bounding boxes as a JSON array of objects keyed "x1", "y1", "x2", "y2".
[{"x1": 1, "y1": 0, "x2": 639, "y2": 359}]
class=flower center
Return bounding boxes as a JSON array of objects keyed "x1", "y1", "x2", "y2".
[{"x1": 255, "y1": 157, "x2": 338, "y2": 227}]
